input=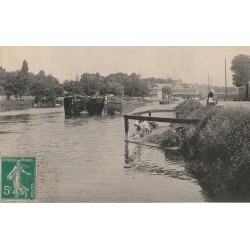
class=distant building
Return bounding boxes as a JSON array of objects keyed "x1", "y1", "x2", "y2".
[
  {"x1": 172, "y1": 88, "x2": 199, "y2": 99},
  {"x1": 148, "y1": 82, "x2": 199, "y2": 100},
  {"x1": 148, "y1": 83, "x2": 172, "y2": 99},
  {"x1": 148, "y1": 86, "x2": 161, "y2": 99}
]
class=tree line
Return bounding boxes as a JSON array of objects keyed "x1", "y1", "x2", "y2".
[
  {"x1": 1, "y1": 60, "x2": 174, "y2": 101},
  {"x1": 63, "y1": 72, "x2": 157, "y2": 97},
  {"x1": 0, "y1": 60, "x2": 64, "y2": 104}
]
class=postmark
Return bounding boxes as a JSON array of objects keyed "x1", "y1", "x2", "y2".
[{"x1": 1, "y1": 157, "x2": 36, "y2": 201}]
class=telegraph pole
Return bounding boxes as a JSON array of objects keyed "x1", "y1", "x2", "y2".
[
  {"x1": 225, "y1": 59, "x2": 228, "y2": 100},
  {"x1": 208, "y1": 74, "x2": 210, "y2": 91}
]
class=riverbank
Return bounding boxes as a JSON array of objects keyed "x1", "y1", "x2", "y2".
[
  {"x1": 0, "y1": 99, "x2": 34, "y2": 111},
  {"x1": 0, "y1": 95, "x2": 147, "y2": 115},
  {"x1": 166, "y1": 100, "x2": 250, "y2": 201},
  {"x1": 122, "y1": 98, "x2": 147, "y2": 114},
  {"x1": 129, "y1": 99, "x2": 250, "y2": 201}
]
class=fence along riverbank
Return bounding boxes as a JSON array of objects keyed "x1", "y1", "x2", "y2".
[{"x1": 123, "y1": 109, "x2": 200, "y2": 141}]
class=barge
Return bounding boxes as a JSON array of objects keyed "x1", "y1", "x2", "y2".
[
  {"x1": 64, "y1": 95, "x2": 145, "y2": 117},
  {"x1": 64, "y1": 95, "x2": 105, "y2": 117}
]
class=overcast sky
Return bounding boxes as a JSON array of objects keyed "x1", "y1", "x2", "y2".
[{"x1": 1, "y1": 46, "x2": 250, "y2": 87}]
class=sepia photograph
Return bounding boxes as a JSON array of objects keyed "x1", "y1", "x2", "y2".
[{"x1": 0, "y1": 46, "x2": 250, "y2": 202}]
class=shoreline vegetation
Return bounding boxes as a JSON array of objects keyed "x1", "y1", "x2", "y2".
[
  {"x1": 146, "y1": 100, "x2": 250, "y2": 201},
  {"x1": 0, "y1": 99, "x2": 34, "y2": 111},
  {"x1": 0, "y1": 95, "x2": 147, "y2": 114}
]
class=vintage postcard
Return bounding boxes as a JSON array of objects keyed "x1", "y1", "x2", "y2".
[{"x1": 0, "y1": 46, "x2": 250, "y2": 202}]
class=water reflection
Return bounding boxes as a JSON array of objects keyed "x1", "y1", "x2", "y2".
[
  {"x1": 124, "y1": 142, "x2": 197, "y2": 182},
  {"x1": 0, "y1": 114, "x2": 31, "y2": 123},
  {"x1": 124, "y1": 142, "x2": 142, "y2": 166}
]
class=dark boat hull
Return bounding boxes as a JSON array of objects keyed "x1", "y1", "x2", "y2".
[
  {"x1": 64, "y1": 96, "x2": 105, "y2": 117},
  {"x1": 86, "y1": 99, "x2": 105, "y2": 116}
]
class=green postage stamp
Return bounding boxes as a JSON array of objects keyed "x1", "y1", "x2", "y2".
[{"x1": 1, "y1": 157, "x2": 36, "y2": 201}]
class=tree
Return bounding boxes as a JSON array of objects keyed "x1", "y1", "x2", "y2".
[
  {"x1": 79, "y1": 72, "x2": 104, "y2": 95},
  {"x1": 162, "y1": 86, "x2": 172, "y2": 95},
  {"x1": 29, "y1": 70, "x2": 47, "y2": 102},
  {"x1": 2, "y1": 71, "x2": 19, "y2": 100},
  {"x1": 231, "y1": 54, "x2": 250, "y2": 100},
  {"x1": 29, "y1": 70, "x2": 63, "y2": 105},
  {"x1": 106, "y1": 81, "x2": 125, "y2": 96},
  {"x1": 0, "y1": 67, "x2": 6, "y2": 93},
  {"x1": 21, "y1": 59, "x2": 29, "y2": 74},
  {"x1": 106, "y1": 72, "x2": 149, "y2": 97},
  {"x1": 12, "y1": 60, "x2": 29, "y2": 99},
  {"x1": 46, "y1": 74, "x2": 63, "y2": 100},
  {"x1": 75, "y1": 74, "x2": 80, "y2": 82},
  {"x1": 0, "y1": 67, "x2": 6, "y2": 81},
  {"x1": 63, "y1": 80, "x2": 81, "y2": 95},
  {"x1": 165, "y1": 77, "x2": 174, "y2": 84},
  {"x1": 105, "y1": 72, "x2": 129, "y2": 86}
]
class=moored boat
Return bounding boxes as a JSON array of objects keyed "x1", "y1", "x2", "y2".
[{"x1": 64, "y1": 95, "x2": 105, "y2": 117}]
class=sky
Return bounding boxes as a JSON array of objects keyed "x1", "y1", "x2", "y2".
[{"x1": 1, "y1": 46, "x2": 250, "y2": 87}]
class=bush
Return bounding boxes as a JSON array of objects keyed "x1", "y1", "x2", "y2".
[
  {"x1": 150, "y1": 98, "x2": 250, "y2": 198},
  {"x1": 182, "y1": 105, "x2": 250, "y2": 197},
  {"x1": 149, "y1": 128, "x2": 180, "y2": 147},
  {"x1": 196, "y1": 107, "x2": 250, "y2": 195},
  {"x1": 149, "y1": 134, "x2": 163, "y2": 144},
  {"x1": 175, "y1": 99, "x2": 203, "y2": 118},
  {"x1": 160, "y1": 130, "x2": 180, "y2": 147},
  {"x1": 181, "y1": 106, "x2": 219, "y2": 159}
]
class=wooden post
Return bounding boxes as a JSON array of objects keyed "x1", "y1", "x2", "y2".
[
  {"x1": 125, "y1": 117, "x2": 129, "y2": 140},
  {"x1": 124, "y1": 142, "x2": 129, "y2": 163}
]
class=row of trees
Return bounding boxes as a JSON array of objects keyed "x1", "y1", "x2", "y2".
[
  {"x1": 0, "y1": 63, "x2": 153, "y2": 101},
  {"x1": 63, "y1": 72, "x2": 150, "y2": 97},
  {"x1": 0, "y1": 60, "x2": 64, "y2": 103}
]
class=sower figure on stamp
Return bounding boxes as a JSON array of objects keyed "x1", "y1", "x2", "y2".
[{"x1": 7, "y1": 160, "x2": 32, "y2": 198}]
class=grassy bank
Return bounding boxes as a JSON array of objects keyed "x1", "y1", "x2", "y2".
[
  {"x1": 122, "y1": 98, "x2": 148, "y2": 114},
  {"x1": 170, "y1": 100, "x2": 250, "y2": 200},
  {"x1": 0, "y1": 99, "x2": 34, "y2": 111}
]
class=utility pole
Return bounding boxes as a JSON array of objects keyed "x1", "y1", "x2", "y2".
[
  {"x1": 208, "y1": 74, "x2": 210, "y2": 91},
  {"x1": 246, "y1": 82, "x2": 249, "y2": 101},
  {"x1": 225, "y1": 59, "x2": 228, "y2": 100}
]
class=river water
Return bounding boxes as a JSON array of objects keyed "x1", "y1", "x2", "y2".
[{"x1": 0, "y1": 102, "x2": 207, "y2": 202}]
